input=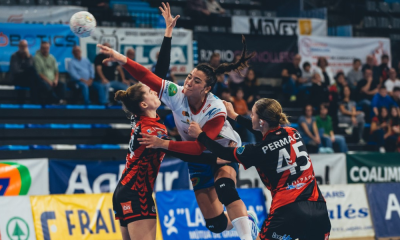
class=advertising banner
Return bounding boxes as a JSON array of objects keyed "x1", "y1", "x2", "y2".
[
  {"x1": 154, "y1": 157, "x2": 190, "y2": 191},
  {"x1": 0, "y1": 196, "x2": 37, "y2": 240},
  {"x1": 319, "y1": 184, "x2": 374, "y2": 239},
  {"x1": 49, "y1": 159, "x2": 125, "y2": 194},
  {"x1": 232, "y1": 16, "x2": 327, "y2": 36},
  {"x1": 156, "y1": 188, "x2": 267, "y2": 240},
  {"x1": 197, "y1": 33, "x2": 297, "y2": 78},
  {"x1": 346, "y1": 153, "x2": 400, "y2": 184},
  {"x1": 0, "y1": 23, "x2": 78, "y2": 72},
  {"x1": 80, "y1": 28, "x2": 193, "y2": 74},
  {"x1": 0, "y1": 158, "x2": 49, "y2": 196},
  {"x1": 311, "y1": 153, "x2": 347, "y2": 185},
  {"x1": 30, "y1": 193, "x2": 120, "y2": 240},
  {"x1": 366, "y1": 183, "x2": 400, "y2": 238},
  {"x1": 299, "y1": 36, "x2": 391, "y2": 75},
  {"x1": 0, "y1": 6, "x2": 87, "y2": 24}
]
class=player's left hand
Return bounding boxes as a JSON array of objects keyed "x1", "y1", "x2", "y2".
[
  {"x1": 160, "y1": 2, "x2": 180, "y2": 29},
  {"x1": 188, "y1": 121, "x2": 202, "y2": 138},
  {"x1": 138, "y1": 133, "x2": 167, "y2": 149}
]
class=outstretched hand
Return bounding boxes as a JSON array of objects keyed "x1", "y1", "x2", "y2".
[
  {"x1": 97, "y1": 44, "x2": 127, "y2": 65},
  {"x1": 188, "y1": 122, "x2": 202, "y2": 138},
  {"x1": 160, "y1": 2, "x2": 180, "y2": 29},
  {"x1": 223, "y1": 100, "x2": 239, "y2": 120},
  {"x1": 138, "y1": 133, "x2": 168, "y2": 149}
]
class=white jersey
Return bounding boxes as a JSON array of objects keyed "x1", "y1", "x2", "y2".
[{"x1": 159, "y1": 80, "x2": 241, "y2": 147}]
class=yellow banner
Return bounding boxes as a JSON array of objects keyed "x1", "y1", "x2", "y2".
[{"x1": 30, "y1": 193, "x2": 121, "y2": 240}]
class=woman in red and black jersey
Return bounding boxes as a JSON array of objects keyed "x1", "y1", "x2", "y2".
[{"x1": 143, "y1": 98, "x2": 331, "y2": 240}]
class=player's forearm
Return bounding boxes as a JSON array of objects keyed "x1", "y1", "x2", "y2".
[
  {"x1": 123, "y1": 58, "x2": 162, "y2": 93},
  {"x1": 236, "y1": 115, "x2": 263, "y2": 138},
  {"x1": 154, "y1": 37, "x2": 172, "y2": 79},
  {"x1": 197, "y1": 132, "x2": 237, "y2": 161}
]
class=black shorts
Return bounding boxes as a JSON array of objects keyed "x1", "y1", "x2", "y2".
[
  {"x1": 112, "y1": 182, "x2": 156, "y2": 227},
  {"x1": 260, "y1": 201, "x2": 331, "y2": 240}
]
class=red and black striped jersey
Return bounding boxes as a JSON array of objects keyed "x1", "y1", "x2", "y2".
[
  {"x1": 232, "y1": 126, "x2": 325, "y2": 213},
  {"x1": 120, "y1": 115, "x2": 168, "y2": 193}
]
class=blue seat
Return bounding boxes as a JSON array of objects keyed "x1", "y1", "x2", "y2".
[
  {"x1": 0, "y1": 145, "x2": 30, "y2": 150},
  {"x1": 72, "y1": 124, "x2": 92, "y2": 129},
  {"x1": 0, "y1": 104, "x2": 21, "y2": 109},
  {"x1": 27, "y1": 124, "x2": 51, "y2": 128},
  {"x1": 50, "y1": 124, "x2": 71, "y2": 129},
  {"x1": 92, "y1": 124, "x2": 112, "y2": 128},
  {"x1": 30, "y1": 145, "x2": 53, "y2": 150},
  {"x1": 22, "y1": 104, "x2": 41, "y2": 109},
  {"x1": 5, "y1": 124, "x2": 25, "y2": 129}
]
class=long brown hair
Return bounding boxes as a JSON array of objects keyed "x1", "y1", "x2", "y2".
[
  {"x1": 255, "y1": 98, "x2": 290, "y2": 128},
  {"x1": 114, "y1": 83, "x2": 146, "y2": 116}
]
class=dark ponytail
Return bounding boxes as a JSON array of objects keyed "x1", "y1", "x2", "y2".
[
  {"x1": 197, "y1": 35, "x2": 255, "y2": 92},
  {"x1": 114, "y1": 83, "x2": 146, "y2": 117}
]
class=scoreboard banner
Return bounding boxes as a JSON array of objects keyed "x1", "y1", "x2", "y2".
[
  {"x1": 319, "y1": 184, "x2": 374, "y2": 239},
  {"x1": 30, "y1": 193, "x2": 121, "y2": 240},
  {"x1": 156, "y1": 188, "x2": 267, "y2": 240},
  {"x1": 80, "y1": 27, "x2": 193, "y2": 74},
  {"x1": 0, "y1": 158, "x2": 49, "y2": 196},
  {"x1": 0, "y1": 196, "x2": 37, "y2": 240},
  {"x1": 366, "y1": 183, "x2": 400, "y2": 238}
]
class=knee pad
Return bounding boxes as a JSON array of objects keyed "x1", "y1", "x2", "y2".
[
  {"x1": 214, "y1": 178, "x2": 240, "y2": 206},
  {"x1": 205, "y1": 212, "x2": 228, "y2": 233}
]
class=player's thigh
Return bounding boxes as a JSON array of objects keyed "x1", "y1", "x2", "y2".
[
  {"x1": 120, "y1": 226, "x2": 131, "y2": 240},
  {"x1": 214, "y1": 164, "x2": 237, "y2": 183},
  {"x1": 127, "y1": 219, "x2": 157, "y2": 240},
  {"x1": 194, "y1": 187, "x2": 224, "y2": 219}
]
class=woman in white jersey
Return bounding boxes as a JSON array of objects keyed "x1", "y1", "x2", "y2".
[{"x1": 97, "y1": 10, "x2": 258, "y2": 240}]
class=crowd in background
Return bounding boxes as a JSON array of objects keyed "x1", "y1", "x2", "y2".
[{"x1": 7, "y1": 38, "x2": 400, "y2": 153}]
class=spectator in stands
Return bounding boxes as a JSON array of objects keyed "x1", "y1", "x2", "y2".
[
  {"x1": 209, "y1": 52, "x2": 220, "y2": 68},
  {"x1": 335, "y1": 72, "x2": 351, "y2": 100},
  {"x1": 385, "y1": 68, "x2": 400, "y2": 96},
  {"x1": 206, "y1": 0, "x2": 225, "y2": 15},
  {"x1": 387, "y1": 106, "x2": 400, "y2": 152},
  {"x1": 310, "y1": 72, "x2": 329, "y2": 109},
  {"x1": 212, "y1": 73, "x2": 229, "y2": 98},
  {"x1": 228, "y1": 54, "x2": 248, "y2": 92},
  {"x1": 242, "y1": 68, "x2": 259, "y2": 109},
  {"x1": 370, "y1": 106, "x2": 391, "y2": 153},
  {"x1": 232, "y1": 88, "x2": 255, "y2": 143},
  {"x1": 281, "y1": 54, "x2": 305, "y2": 101},
  {"x1": 338, "y1": 86, "x2": 365, "y2": 143},
  {"x1": 302, "y1": 61, "x2": 313, "y2": 87},
  {"x1": 378, "y1": 54, "x2": 390, "y2": 82},
  {"x1": 316, "y1": 103, "x2": 348, "y2": 153},
  {"x1": 356, "y1": 68, "x2": 380, "y2": 111},
  {"x1": 187, "y1": 0, "x2": 212, "y2": 25},
  {"x1": 9, "y1": 40, "x2": 39, "y2": 102},
  {"x1": 219, "y1": 88, "x2": 231, "y2": 102},
  {"x1": 68, "y1": 46, "x2": 94, "y2": 105},
  {"x1": 314, "y1": 57, "x2": 334, "y2": 87},
  {"x1": 298, "y1": 104, "x2": 324, "y2": 153},
  {"x1": 124, "y1": 49, "x2": 138, "y2": 85},
  {"x1": 362, "y1": 55, "x2": 380, "y2": 81},
  {"x1": 152, "y1": 51, "x2": 176, "y2": 83},
  {"x1": 34, "y1": 41, "x2": 66, "y2": 104},
  {"x1": 347, "y1": 58, "x2": 363, "y2": 88},
  {"x1": 392, "y1": 87, "x2": 400, "y2": 107},
  {"x1": 371, "y1": 86, "x2": 399, "y2": 117},
  {"x1": 94, "y1": 42, "x2": 128, "y2": 104}
]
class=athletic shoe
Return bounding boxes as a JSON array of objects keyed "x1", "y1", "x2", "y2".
[{"x1": 247, "y1": 210, "x2": 260, "y2": 240}]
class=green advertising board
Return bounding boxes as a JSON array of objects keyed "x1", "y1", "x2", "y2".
[{"x1": 347, "y1": 153, "x2": 400, "y2": 183}]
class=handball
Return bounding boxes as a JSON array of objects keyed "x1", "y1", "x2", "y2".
[{"x1": 69, "y1": 11, "x2": 96, "y2": 38}]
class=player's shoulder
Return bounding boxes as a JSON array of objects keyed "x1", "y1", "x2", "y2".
[
  {"x1": 162, "y1": 80, "x2": 183, "y2": 98},
  {"x1": 201, "y1": 94, "x2": 226, "y2": 119}
]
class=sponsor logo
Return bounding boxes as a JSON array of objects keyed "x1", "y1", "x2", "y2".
[
  {"x1": 7, "y1": 14, "x2": 23, "y2": 23},
  {"x1": 163, "y1": 209, "x2": 178, "y2": 235},
  {"x1": 147, "y1": 129, "x2": 152, "y2": 134},
  {"x1": 191, "y1": 177, "x2": 200, "y2": 187},
  {"x1": 182, "y1": 111, "x2": 190, "y2": 117},
  {"x1": 121, "y1": 201, "x2": 133, "y2": 215},
  {"x1": 285, "y1": 183, "x2": 305, "y2": 190},
  {"x1": 0, "y1": 32, "x2": 9, "y2": 47},
  {"x1": 236, "y1": 146, "x2": 245, "y2": 155},
  {"x1": 205, "y1": 108, "x2": 221, "y2": 119},
  {"x1": 6, "y1": 217, "x2": 30, "y2": 240},
  {"x1": 0, "y1": 162, "x2": 32, "y2": 196},
  {"x1": 249, "y1": 18, "x2": 297, "y2": 36},
  {"x1": 202, "y1": 104, "x2": 211, "y2": 113},
  {"x1": 180, "y1": 119, "x2": 190, "y2": 124},
  {"x1": 272, "y1": 232, "x2": 292, "y2": 240},
  {"x1": 168, "y1": 84, "x2": 178, "y2": 96}
]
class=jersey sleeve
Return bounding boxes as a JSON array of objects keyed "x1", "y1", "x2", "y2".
[
  {"x1": 123, "y1": 58, "x2": 163, "y2": 93},
  {"x1": 232, "y1": 144, "x2": 264, "y2": 169},
  {"x1": 159, "y1": 80, "x2": 185, "y2": 109}
]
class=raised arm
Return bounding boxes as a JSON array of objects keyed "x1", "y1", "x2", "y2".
[{"x1": 154, "y1": 2, "x2": 180, "y2": 79}]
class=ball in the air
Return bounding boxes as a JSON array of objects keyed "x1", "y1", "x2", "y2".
[{"x1": 69, "y1": 11, "x2": 96, "y2": 38}]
